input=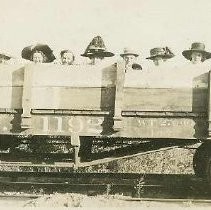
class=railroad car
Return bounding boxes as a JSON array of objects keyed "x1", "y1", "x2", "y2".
[{"x1": 0, "y1": 62, "x2": 211, "y2": 185}]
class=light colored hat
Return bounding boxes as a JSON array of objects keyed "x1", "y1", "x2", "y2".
[
  {"x1": 182, "y1": 42, "x2": 211, "y2": 61},
  {"x1": 120, "y1": 48, "x2": 139, "y2": 57},
  {"x1": 146, "y1": 47, "x2": 174, "y2": 60}
]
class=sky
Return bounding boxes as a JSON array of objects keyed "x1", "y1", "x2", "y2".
[{"x1": 0, "y1": 0, "x2": 211, "y2": 66}]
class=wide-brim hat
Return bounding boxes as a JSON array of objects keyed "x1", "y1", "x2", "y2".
[
  {"x1": 21, "y1": 44, "x2": 56, "y2": 62},
  {"x1": 182, "y1": 42, "x2": 211, "y2": 61},
  {"x1": 81, "y1": 49, "x2": 114, "y2": 57},
  {"x1": 146, "y1": 47, "x2": 174, "y2": 60},
  {"x1": 120, "y1": 48, "x2": 139, "y2": 57},
  {"x1": 81, "y1": 36, "x2": 114, "y2": 58}
]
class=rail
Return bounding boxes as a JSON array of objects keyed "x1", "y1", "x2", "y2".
[{"x1": 0, "y1": 172, "x2": 210, "y2": 200}]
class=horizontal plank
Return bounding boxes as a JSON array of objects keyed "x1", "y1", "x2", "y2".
[
  {"x1": 0, "y1": 108, "x2": 205, "y2": 118},
  {"x1": 124, "y1": 66, "x2": 209, "y2": 88},
  {"x1": 32, "y1": 109, "x2": 110, "y2": 115},
  {"x1": 31, "y1": 87, "x2": 115, "y2": 110},
  {"x1": 0, "y1": 113, "x2": 207, "y2": 139},
  {"x1": 0, "y1": 63, "x2": 209, "y2": 88},
  {"x1": 122, "y1": 111, "x2": 206, "y2": 117},
  {"x1": 0, "y1": 64, "x2": 117, "y2": 87},
  {"x1": 32, "y1": 64, "x2": 117, "y2": 87},
  {"x1": 123, "y1": 88, "x2": 207, "y2": 112},
  {"x1": 26, "y1": 115, "x2": 209, "y2": 139},
  {"x1": 0, "y1": 109, "x2": 20, "y2": 114},
  {"x1": 0, "y1": 86, "x2": 207, "y2": 112}
]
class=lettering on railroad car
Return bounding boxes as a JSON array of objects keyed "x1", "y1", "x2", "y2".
[
  {"x1": 38, "y1": 116, "x2": 104, "y2": 134},
  {"x1": 136, "y1": 118, "x2": 196, "y2": 128},
  {"x1": 67, "y1": 117, "x2": 84, "y2": 133}
]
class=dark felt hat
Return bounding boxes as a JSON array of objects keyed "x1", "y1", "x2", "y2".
[
  {"x1": 81, "y1": 36, "x2": 114, "y2": 58},
  {"x1": 21, "y1": 44, "x2": 56, "y2": 62},
  {"x1": 182, "y1": 42, "x2": 211, "y2": 61},
  {"x1": 146, "y1": 47, "x2": 175, "y2": 60}
]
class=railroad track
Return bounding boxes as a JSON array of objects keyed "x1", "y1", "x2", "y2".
[
  {"x1": 0, "y1": 172, "x2": 210, "y2": 200},
  {"x1": 122, "y1": 197, "x2": 211, "y2": 203},
  {"x1": 0, "y1": 194, "x2": 40, "y2": 200}
]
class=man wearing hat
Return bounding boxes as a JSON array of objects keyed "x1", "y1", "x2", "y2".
[
  {"x1": 120, "y1": 48, "x2": 142, "y2": 72},
  {"x1": 81, "y1": 36, "x2": 114, "y2": 65},
  {"x1": 146, "y1": 47, "x2": 174, "y2": 66},
  {"x1": 182, "y1": 42, "x2": 211, "y2": 64}
]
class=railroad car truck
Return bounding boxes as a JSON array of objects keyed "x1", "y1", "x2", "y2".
[{"x1": 0, "y1": 62, "x2": 211, "y2": 184}]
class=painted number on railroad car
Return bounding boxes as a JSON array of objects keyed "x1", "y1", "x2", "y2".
[{"x1": 36, "y1": 116, "x2": 104, "y2": 134}]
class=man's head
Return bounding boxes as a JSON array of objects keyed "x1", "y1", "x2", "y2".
[
  {"x1": 60, "y1": 50, "x2": 75, "y2": 65},
  {"x1": 123, "y1": 54, "x2": 137, "y2": 67},
  {"x1": 120, "y1": 48, "x2": 139, "y2": 68}
]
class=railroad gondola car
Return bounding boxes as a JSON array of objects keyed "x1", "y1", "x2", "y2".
[{"x1": 0, "y1": 62, "x2": 211, "y2": 185}]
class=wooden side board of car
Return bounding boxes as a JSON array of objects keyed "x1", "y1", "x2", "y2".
[{"x1": 0, "y1": 62, "x2": 209, "y2": 139}]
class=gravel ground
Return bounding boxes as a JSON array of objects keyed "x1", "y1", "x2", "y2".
[
  {"x1": 0, "y1": 193, "x2": 206, "y2": 208},
  {"x1": 116, "y1": 148, "x2": 195, "y2": 174},
  {"x1": 82, "y1": 147, "x2": 196, "y2": 174}
]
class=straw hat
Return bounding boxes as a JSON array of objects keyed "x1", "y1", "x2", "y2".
[
  {"x1": 182, "y1": 42, "x2": 211, "y2": 61},
  {"x1": 120, "y1": 48, "x2": 139, "y2": 57},
  {"x1": 146, "y1": 47, "x2": 174, "y2": 60}
]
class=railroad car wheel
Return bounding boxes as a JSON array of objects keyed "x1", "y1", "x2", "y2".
[
  {"x1": 193, "y1": 142, "x2": 211, "y2": 178},
  {"x1": 205, "y1": 156, "x2": 211, "y2": 187}
]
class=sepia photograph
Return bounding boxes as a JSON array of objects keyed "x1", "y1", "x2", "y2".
[{"x1": 0, "y1": 0, "x2": 211, "y2": 209}]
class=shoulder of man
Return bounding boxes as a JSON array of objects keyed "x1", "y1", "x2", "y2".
[{"x1": 132, "y1": 63, "x2": 142, "y2": 70}]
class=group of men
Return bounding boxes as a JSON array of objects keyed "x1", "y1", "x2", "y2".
[{"x1": 0, "y1": 36, "x2": 211, "y2": 72}]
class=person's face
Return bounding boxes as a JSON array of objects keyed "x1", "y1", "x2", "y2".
[
  {"x1": 0, "y1": 57, "x2": 7, "y2": 64},
  {"x1": 90, "y1": 56, "x2": 103, "y2": 65},
  {"x1": 61, "y1": 52, "x2": 74, "y2": 65},
  {"x1": 191, "y1": 52, "x2": 203, "y2": 64},
  {"x1": 153, "y1": 57, "x2": 163, "y2": 66},
  {"x1": 124, "y1": 54, "x2": 136, "y2": 66},
  {"x1": 32, "y1": 52, "x2": 44, "y2": 63}
]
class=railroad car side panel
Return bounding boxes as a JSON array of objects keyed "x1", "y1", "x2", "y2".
[
  {"x1": 0, "y1": 64, "x2": 209, "y2": 140},
  {"x1": 123, "y1": 88, "x2": 207, "y2": 112},
  {"x1": 0, "y1": 114, "x2": 204, "y2": 139}
]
